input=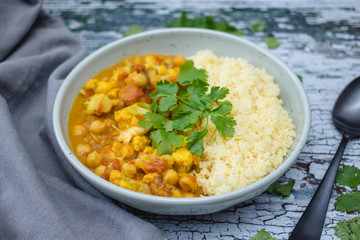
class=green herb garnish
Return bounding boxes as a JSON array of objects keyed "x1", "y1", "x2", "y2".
[
  {"x1": 264, "y1": 36, "x2": 280, "y2": 49},
  {"x1": 336, "y1": 165, "x2": 360, "y2": 189},
  {"x1": 124, "y1": 24, "x2": 144, "y2": 37},
  {"x1": 249, "y1": 228, "x2": 276, "y2": 240},
  {"x1": 335, "y1": 216, "x2": 360, "y2": 240},
  {"x1": 265, "y1": 179, "x2": 295, "y2": 197},
  {"x1": 167, "y1": 12, "x2": 243, "y2": 36},
  {"x1": 335, "y1": 192, "x2": 360, "y2": 213},
  {"x1": 139, "y1": 60, "x2": 236, "y2": 156},
  {"x1": 297, "y1": 75, "x2": 303, "y2": 82},
  {"x1": 249, "y1": 19, "x2": 266, "y2": 32}
]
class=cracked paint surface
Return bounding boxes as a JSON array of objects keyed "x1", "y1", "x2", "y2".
[{"x1": 43, "y1": 0, "x2": 360, "y2": 239}]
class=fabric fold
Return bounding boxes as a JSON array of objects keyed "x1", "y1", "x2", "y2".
[{"x1": 0, "y1": 1, "x2": 164, "y2": 239}]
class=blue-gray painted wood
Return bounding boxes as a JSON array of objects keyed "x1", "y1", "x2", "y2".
[{"x1": 43, "y1": 1, "x2": 360, "y2": 239}]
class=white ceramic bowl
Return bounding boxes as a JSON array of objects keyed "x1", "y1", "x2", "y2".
[{"x1": 53, "y1": 28, "x2": 311, "y2": 215}]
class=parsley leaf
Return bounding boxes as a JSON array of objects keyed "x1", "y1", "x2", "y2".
[
  {"x1": 172, "y1": 111, "x2": 202, "y2": 131},
  {"x1": 297, "y1": 74, "x2": 303, "y2": 83},
  {"x1": 176, "y1": 60, "x2": 207, "y2": 86},
  {"x1": 138, "y1": 113, "x2": 165, "y2": 130},
  {"x1": 335, "y1": 192, "x2": 360, "y2": 213},
  {"x1": 249, "y1": 19, "x2": 266, "y2": 32},
  {"x1": 264, "y1": 36, "x2": 280, "y2": 49},
  {"x1": 334, "y1": 216, "x2": 360, "y2": 240},
  {"x1": 265, "y1": 179, "x2": 295, "y2": 197},
  {"x1": 186, "y1": 129, "x2": 208, "y2": 156},
  {"x1": 211, "y1": 101, "x2": 233, "y2": 116},
  {"x1": 124, "y1": 24, "x2": 144, "y2": 37},
  {"x1": 150, "y1": 130, "x2": 184, "y2": 155},
  {"x1": 336, "y1": 165, "x2": 360, "y2": 189},
  {"x1": 167, "y1": 12, "x2": 243, "y2": 36},
  {"x1": 210, "y1": 114, "x2": 236, "y2": 138},
  {"x1": 250, "y1": 229, "x2": 276, "y2": 240},
  {"x1": 143, "y1": 60, "x2": 236, "y2": 156},
  {"x1": 207, "y1": 86, "x2": 229, "y2": 101}
]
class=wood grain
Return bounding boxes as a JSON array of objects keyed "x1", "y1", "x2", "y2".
[{"x1": 43, "y1": 0, "x2": 360, "y2": 239}]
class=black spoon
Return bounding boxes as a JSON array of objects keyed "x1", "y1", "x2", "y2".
[{"x1": 289, "y1": 76, "x2": 360, "y2": 240}]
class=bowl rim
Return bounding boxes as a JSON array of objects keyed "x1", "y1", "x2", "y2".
[{"x1": 53, "y1": 28, "x2": 311, "y2": 206}]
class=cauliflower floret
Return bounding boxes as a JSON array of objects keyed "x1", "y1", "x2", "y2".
[
  {"x1": 86, "y1": 93, "x2": 112, "y2": 116},
  {"x1": 114, "y1": 103, "x2": 150, "y2": 128},
  {"x1": 118, "y1": 126, "x2": 147, "y2": 143},
  {"x1": 132, "y1": 136, "x2": 150, "y2": 152},
  {"x1": 172, "y1": 147, "x2": 193, "y2": 173}
]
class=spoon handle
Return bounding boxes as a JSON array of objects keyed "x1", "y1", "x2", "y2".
[{"x1": 289, "y1": 135, "x2": 349, "y2": 240}]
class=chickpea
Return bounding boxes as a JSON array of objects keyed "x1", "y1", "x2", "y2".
[
  {"x1": 174, "y1": 54, "x2": 186, "y2": 66},
  {"x1": 89, "y1": 120, "x2": 106, "y2": 134},
  {"x1": 122, "y1": 163, "x2": 137, "y2": 178},
  {"x1": 164, "y1": 169, "x2": 179, "y2": 185},
  {"x1": 120, "y1": 144, "x2": 135, "y2": 159},
  {"x1": 76, "y1": 143, "x2": 91, "y2": 155},
  {"x1": 147, "y1": 69, "x2": 160, "y2": 86},
  {"x1": 86, "y1": 151, "x2": 103, "y2": 168},
  {"x1": 183, "y1": 193, "x2": 196, "y2": 198},
  {"x1": 72, "y1": 125, "x2": 85, "y2": 136},
  {"x1": 94, "y1": 165, "x2": 106, "y2": 177},
  {"x1": 179, "y1": 174, "x2": 197, "y2": 193},
  {"x1": 132, "y1": 72, "x2": 148, "y2": 87}
]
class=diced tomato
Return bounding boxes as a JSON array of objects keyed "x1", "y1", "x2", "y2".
[
  {"x1": 134, "y1": 65, "x2": 145, "y2": 72},
  {"x1": 142, "y1": 157, "x2": 171, "y2": 174},
  {"x1": 118, "y1": 83, "x2": 144, "y2": 105}
]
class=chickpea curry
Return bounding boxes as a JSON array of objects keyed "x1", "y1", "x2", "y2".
[{"x1": 69, "y1": 54, "x2": 203, "y2": 197}]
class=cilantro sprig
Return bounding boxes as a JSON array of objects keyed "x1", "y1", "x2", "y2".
[{"x1": 139, "y1": 60, "x2": 236, "y2": 156}]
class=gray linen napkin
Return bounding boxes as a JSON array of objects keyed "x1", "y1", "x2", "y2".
[{"x1": 0, "y1": 1, "x2": 164, "y2": 239}]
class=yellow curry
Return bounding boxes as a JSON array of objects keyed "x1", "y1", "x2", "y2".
[{"x1": 68, "y1": 53, "x2": 202, "y2": 197}]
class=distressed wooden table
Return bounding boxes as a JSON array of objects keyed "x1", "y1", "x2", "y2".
[{"x1": 43, "y1": 0, "x2": 360, "y2": 239}]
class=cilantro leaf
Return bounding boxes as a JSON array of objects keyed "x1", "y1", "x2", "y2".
[
  {"x1": 176, "y1": 60, "x2": 207, "y2": 86},
  {"x1": 335, "y1": 192, "x2": 360, "y2": 213},
  {"x1": 216, "y1": 21, "x2": 244, "y2": 36},
  {"x1": 153, "y1": 81, "x2": 179, "y2": 98},
  {"x1": 187, "y1": 79, "x2": 209, "y2": 97},
  {"x1": 167, "y1": 12, "x2": 243, "y2": 36},
  {"x1": 249, "y1": 19, "x2": 266, "y2": 32},
  {"x1": 297, "y1": 74, "x2": 303, "y2": 83},
  {"x1": 163, "y1": 120, "x2": 174, "y2": 132},
  {"x1": 249, "y1": 229, "x2": 276, "y2": 240},
  {"x1": 264, "y1": 36, "x2": 280, "y2": 49},
  {"x1": 210, "y1": 114, "x2": 236, "y2": 138},
  {"x1": 150, "y1": 129, "x2": 184, "y2": 155},
  {"x1": 265, "y1": 179, "x2": 295, "y2": 197},
  {"x1": 124, "y1": 25, "x2": 144, "y2": 37},
  {"x1": 172, "y1": 111, "x2": 202, "y2": 131},
  {"x1": 336, "y1": 165, "x2": 360, "y2": 189},
  {"x1": 138, "y1": 113, "x2": 165, "y2": 130},
  {"x1": 334, "y1": 216, "x2": 360, "y2": 240},
  {"x1": 207, "y1": 86, "x2": 229, "y2": 101},
  {"x1": 211, "y1": 101, "x2": 233, "y2": 116},
  {"x1": 158, "y1": 96, "x2": 178, "y2": 112},
  {"x1": 150, "y1": 99, "x2": 158, "y2": 112},
  {"x1": 186, "y1": 129, "x2": 208, "y2": 156}
]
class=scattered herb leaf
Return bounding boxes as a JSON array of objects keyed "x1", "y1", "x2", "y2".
[
  {"x1": 264, "y1": 36, "x2": 280, "y2": 49},
  {"x1": 249, "y1": 19, "x2": 266, "y2": 32},
  {"x1": 265, "y1": 179, "x2": 295, "y2": 197},
  {"x1": 150, "y1": 129, "x2": 184, "y2": 155},
  {"x1": 336, "y1": 165, "x2": 360, "y2": 189},
  {"x1": 167, "y1": 12, "x2": 243, "y2": 36},
  {"x1": 335, "y1": 192, "x2": 360, "y2": 213},
  {"x1": 139, "y1": 60, "x2": 236, "y2": 156},
  {"x1": 124, "y1": 24, "x2": 144, "y2": 37},
  {"x1": 297, "y1": 74, "x2": 303, "y2": 82},
  {"x1": 249, "y1": 229, "x2": 276, "y2": 240},
  {"x1": 334, "y1": 216, "x2": 360, "y2": 240}
]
